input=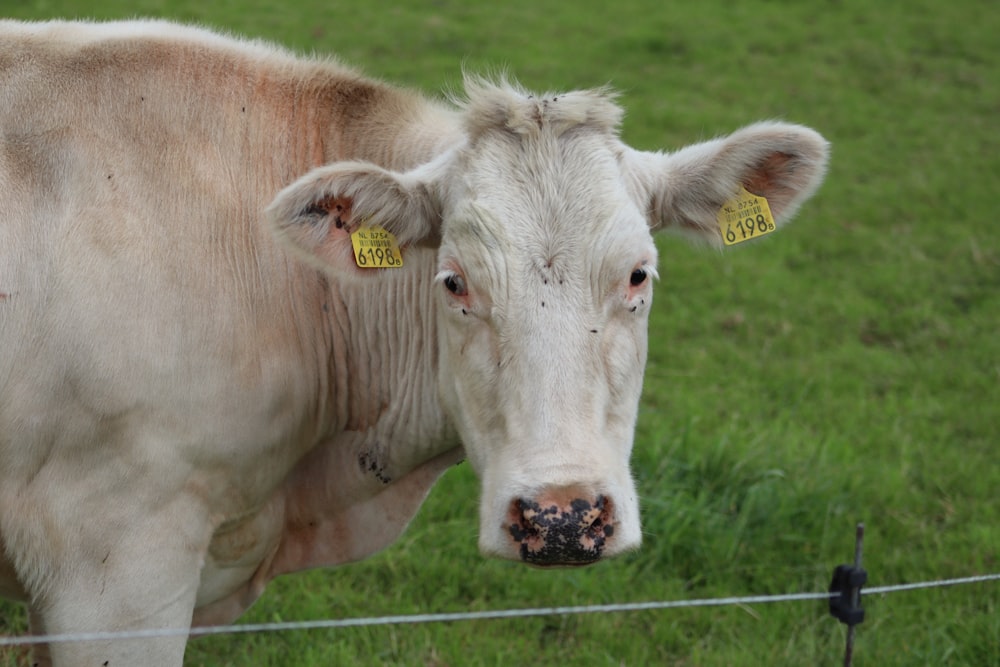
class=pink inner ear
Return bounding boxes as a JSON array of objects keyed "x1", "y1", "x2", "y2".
[
  {"x1": 312, "y1": 195, "x2": 355, "y2": 230},
  {"x1": 742, "y1": 152, "x2": 795, "y2": 200}
]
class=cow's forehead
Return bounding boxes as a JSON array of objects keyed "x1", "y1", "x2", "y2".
[{"x1": 440, "y1": 80, "x2": 653, "y2": 271}]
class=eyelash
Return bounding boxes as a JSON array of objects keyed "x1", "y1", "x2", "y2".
[
  {"x1": 437, "y1": 270, "x2": 469, "y2": 298},
  {"x1": 443, "y1": 274, "x2": 467, "y2": 296}
]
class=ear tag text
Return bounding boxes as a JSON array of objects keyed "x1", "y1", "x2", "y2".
[
  {"x1": 350, "y1": 224, "x2": 404, "y2": 268},
  {"x1": 718, "y1": 187, "x2": 776, "y2": 245}
]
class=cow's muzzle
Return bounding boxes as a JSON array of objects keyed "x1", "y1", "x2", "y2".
[{"x1": 507, "y1": 489, "x2": 615, "y2": 566}]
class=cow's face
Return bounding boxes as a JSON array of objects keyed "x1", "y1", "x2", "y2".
[
  {"x1": 268, "y1": 80, "x2": 828, "y2": 566},
  {"x1": 432, "y1": 97, "x2": 656, "y2": 564}
]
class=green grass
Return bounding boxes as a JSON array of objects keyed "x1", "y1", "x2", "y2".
[{"x1": 3, "y1": 0, "x2": 999, "y2": 665}]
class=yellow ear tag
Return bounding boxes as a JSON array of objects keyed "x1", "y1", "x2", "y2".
[
  {"x1": 350, "y1": 224, "x2": 404, "y2": 268},
  {"x1": 717, "y1": 187, "x2": 776, "y2": 246}
]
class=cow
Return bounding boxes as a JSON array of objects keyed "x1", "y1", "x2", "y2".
[{"x1": 0, "y1": 19, "x2": 828, "y2": 666}]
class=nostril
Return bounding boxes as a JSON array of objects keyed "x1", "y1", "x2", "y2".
[
  {"x1": 507, "y1": 498, "x2": 545, "y2": 549},
  {"x1": 507, "y1": 499, "x2": 528, "y2": 540},
  {"x1": 570, "y1": 495, "x2": 613, "y2": 535},
  {"x1": 508, "y1": 498, "x2": 544, "y2": 532}
]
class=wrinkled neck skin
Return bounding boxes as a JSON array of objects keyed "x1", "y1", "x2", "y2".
[
  {"x1": 314, "y1": 249, "x2": 464, "y2": 476},
  {"x1": 302, "y1": 86, "x2": 468, "y2": 471}
]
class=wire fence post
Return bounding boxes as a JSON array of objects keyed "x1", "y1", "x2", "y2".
[
  {"x1": 829, "y1": 522, "x2": 867, "y2": 667},
  {"x1": 845, "y1": 523, "x2": 865, "y2": 667}
]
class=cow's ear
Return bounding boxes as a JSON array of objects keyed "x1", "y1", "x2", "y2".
[
  {"x1": 267, "y1": 159, "x2": 444, "y2": 274},
  {"x1": 626, "y1": 122, "x2": 829, "y2": 247}
]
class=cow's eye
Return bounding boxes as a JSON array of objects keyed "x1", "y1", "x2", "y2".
[
  {"x1": 629, "y1": 268, "x2": 648, "y2": 287},
  {"x1": 443, "y1": 273, "x2": 468, "y2": 297}
]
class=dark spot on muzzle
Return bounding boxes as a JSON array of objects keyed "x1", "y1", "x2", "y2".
[{"x1": 508, "y1": 495, "x2": 614, "y2": 566}]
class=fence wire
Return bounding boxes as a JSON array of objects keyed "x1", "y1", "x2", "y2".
[{"x1": 0, "y1": 572, "x2": 997, "y2": 647}]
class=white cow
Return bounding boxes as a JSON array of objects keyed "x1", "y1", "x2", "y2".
[{"x1": 0, "y1": 19, "x2": 828, "y2": 666}]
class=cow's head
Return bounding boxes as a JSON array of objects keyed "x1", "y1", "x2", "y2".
[{"x1": 268, "y1": 79, "x2": 828, "y2": 566}]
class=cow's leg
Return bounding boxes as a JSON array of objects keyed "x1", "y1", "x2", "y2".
[
  {"x1": 34, "y1": 543, "x2": 202, "y2": 666},
  {"x1": 33, "y1": 530, "x2": 203, "y2": 667},
  {"x1": 15, "y1": 495, "x2": 211, "y2": 667}
]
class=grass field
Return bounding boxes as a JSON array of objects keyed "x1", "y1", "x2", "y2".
[{"x1": 2, "y1": 0, "x2": 998, "y2": 665}]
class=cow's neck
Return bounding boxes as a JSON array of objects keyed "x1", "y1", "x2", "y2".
[
  {"x1": 226, "y1": 66, "x2": 464, "y2": 475},
  {"x1": 315, "y1": 248, "x2": 459, "y2": 476},
  {"x1": 258, "y1": 248, "x2": 461, "y2": 582}
]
